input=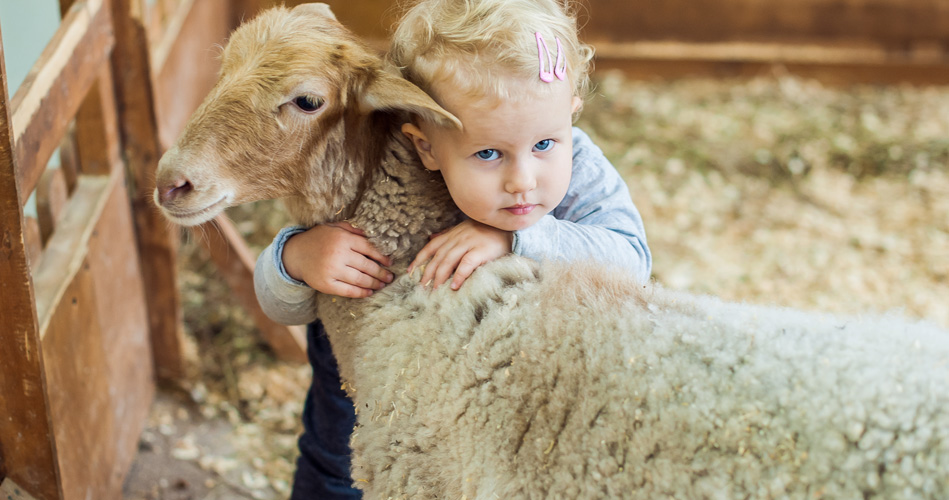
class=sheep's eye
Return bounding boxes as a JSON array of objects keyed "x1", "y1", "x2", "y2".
[{"x1": 293, "y1": 95, "x2": 324, "y2": 112}]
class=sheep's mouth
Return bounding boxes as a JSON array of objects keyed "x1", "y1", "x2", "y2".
[{"x1": 162, "y1": 195, "x2": 230, "y2": 226}]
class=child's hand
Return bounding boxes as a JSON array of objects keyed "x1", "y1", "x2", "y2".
[
  {"x1": 409, "y1": 220, "x2": 513, "y2": 291},
  {"x1": 283, "y1": 222, "x2": 393, "y2": 298}
]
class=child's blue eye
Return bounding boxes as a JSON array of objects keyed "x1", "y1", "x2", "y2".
[
  {"x1": 533, "y1": 139, "x2": 554, "y2": 152},
  {"x1": 475, "y1": 149, "x2": 500, "y2": 161}
]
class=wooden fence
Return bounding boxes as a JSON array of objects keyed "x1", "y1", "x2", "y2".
[
  {"x1": 311, "y1": 0, "x2": 949, "y2": 84},
  {"x1": 0, "y1": 0, "x2": 303, "y2": 498},
  {"x1": 1, "y1": 0, "x2": 946, "y2": 498}
]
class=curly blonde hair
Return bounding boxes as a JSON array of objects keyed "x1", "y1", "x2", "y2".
[{"x1": 389, "y1": 0, "x2": 593, "y2": 105}]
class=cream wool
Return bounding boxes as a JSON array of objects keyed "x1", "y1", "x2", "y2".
[
  {"x1": 154, "y1": 4, "x2": 949, "y2": 499},
  {"x1": 348, "y1": 259, "x2": 949, "y2": 498}
]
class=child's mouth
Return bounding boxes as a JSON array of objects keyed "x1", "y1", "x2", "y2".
[{"x1": 505, "y1": 204, "x2": 535, "y2": 215}]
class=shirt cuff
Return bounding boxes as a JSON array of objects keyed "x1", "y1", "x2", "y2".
[{"x1": 271, "y1": 225, "x2": 309, "y2": 286}]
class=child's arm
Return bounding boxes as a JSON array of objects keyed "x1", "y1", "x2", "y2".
[
  {"x1": 513, "y1": 127, "x2": 652, "y2": 282},
  {"x1": 254, "y1": 223, "x2": 393, "y2": 325}
]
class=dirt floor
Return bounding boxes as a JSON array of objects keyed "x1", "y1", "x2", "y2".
[{"x1": 122, "y1": 71, "x2": 949, "y2": 499}]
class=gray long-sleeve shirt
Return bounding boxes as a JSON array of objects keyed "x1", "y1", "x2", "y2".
[{"x1": 254, "y1": 127, "x2": 651, "y2": 325}]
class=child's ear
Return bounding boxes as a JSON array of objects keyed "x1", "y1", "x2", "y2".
[
  {"x1": 401, "y1": 123, "x2": 440, "y2": 171},
  {"x1": 571, "y1": 96, "x2": 583, "y2": 114}
]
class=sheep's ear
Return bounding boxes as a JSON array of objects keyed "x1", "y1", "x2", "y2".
[
  {"x1": 292, "y1": 2, "x2": 337, "y2": 21},
  {"x1": 359, "y1": 71, "x2": 462, "y2": 129}
]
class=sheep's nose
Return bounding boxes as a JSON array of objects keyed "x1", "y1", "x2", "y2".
[{"x1": 157, "y1": 178, "x2": 193, "y2": 204}]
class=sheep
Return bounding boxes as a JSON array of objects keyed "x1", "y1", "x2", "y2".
[{"x1": 154, "y1": 4, "x2": 949, "y2": 499}]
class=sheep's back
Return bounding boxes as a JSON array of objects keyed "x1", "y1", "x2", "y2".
[{"x1": 345, "y1": 257, "x2": 949, "y2": 499}]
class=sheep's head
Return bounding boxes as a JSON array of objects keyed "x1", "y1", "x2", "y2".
[{"x1": 154, "y1": 3, "x2": 459, "y2": 226}]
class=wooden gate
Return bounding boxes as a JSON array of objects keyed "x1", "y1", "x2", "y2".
[
  {"x1": 0, "y1": 0, "x2": 304, "y2": 498},
  {"x1": 0, "y1": 0, "x2": 153, "y2": 497}
]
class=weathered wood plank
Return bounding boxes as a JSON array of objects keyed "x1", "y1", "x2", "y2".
[
  {"x1": 31, "y1": 174, "x2": 112, "y2": 336},
  {"x1": 110, "y1": 0, "x2": 186, "y2": 380},
  {"x1": 56, "y1": 129, "x2": 79, "y2": 195},
  {"x1": 0, "y1": 22, "x2": 61, "y2": 500},
  {"x1": 592, "y1": 52, "x2": 949, "y2": 86},
  {"x1": 11, "y1": 0, "x2": 113, "y2": 199},
  {"x1": 23, "y1": 215, "x2": 43, "y2": 267},
  {"x1": 85, "y1": 172, "x2": 155, "y2": 481},
  {"x1": 583, "y1": 0, "x2": 949, "y2": 46},
  {"x1": 73, "y1": 65, "x2": 121, "y2": 176},
  {"x1": 36, "y1": 168, "x2": 68, "y2": 245},
  {"x1": 197, "y1": 216, "x2": 308, "y2": 363},
  {"x1": 41, "y1": 259, "x2": 119, "y2": 500},
  {"x1": 152, "y1": 0, "x2": 231, "y2": 149},
  {"x1": 591, "y1": 39, "x2": 949, "y2": 85}
]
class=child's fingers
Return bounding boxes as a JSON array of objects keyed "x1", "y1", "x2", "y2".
[
  {"x1": 429, "y1": 246, "x2": 468, "y2": 290},
  {"x1": 350, "y1": 232, "x2": 393, "y2": 267},
  {"x1": 341, "y1": 265, "x2": 388, "y2": 291},
  {"x1": 420, "y1": 242, "x2": 452, "y2": 287},
  {"x1": 323, "y1": 280, "x2": 375, "y2": 299},
  {"x1": 350, "y1": 255, "x2": 394, "y2": 285},
  {"x1": 411, "y1": 238, "x2": 442, "y2": 273},
  {"x1": 449, "y1": 255, "x2": 482, "y2": 290}
]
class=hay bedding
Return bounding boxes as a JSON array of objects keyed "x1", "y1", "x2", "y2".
[{"x1": 165, "y1": 73, "x2": 949, "y2": 495}]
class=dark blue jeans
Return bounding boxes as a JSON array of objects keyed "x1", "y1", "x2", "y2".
[{"x1": 290, "y1": 320, "x2": 362, "y2": 499}]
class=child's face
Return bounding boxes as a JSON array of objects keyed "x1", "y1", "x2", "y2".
[{"x1": 404, "y1": 81, "x2": 580, "y2": 232}]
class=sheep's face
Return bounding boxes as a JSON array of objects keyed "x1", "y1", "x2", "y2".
[{"x1": 153, "y1": 3, "x2": 459, "y2": 226}]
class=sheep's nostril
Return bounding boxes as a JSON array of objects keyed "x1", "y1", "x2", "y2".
[{"x1": 158, "y1": 179, "x2": 193, "y2": 204}]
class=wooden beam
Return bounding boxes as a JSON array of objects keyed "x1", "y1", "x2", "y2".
[
  {"x1": 0, "y1": 22, "x2": 61, "y2": 500},
  {"x1": 85, "y1": 175, "x2": 155, "y2": 483},
  {"x1": 582, "y1": 0, "x2": 949, "y2": 48},
  {"x1": 197, "y1": 216, "x2": 308, "y2": 363},
  {"x1": 590, "y1": 39, "x2": 949, "y2": 85},
  {"x1": 152, "y1": 0, "x2": 231, "y2": 149},
  {"x1": 11, "y1": 0, "x2": 114, "y2": 200},
  {"x1": 109, "y1": 0, "x2": 186, "y2": 380},
  {"x1": 41, "y1": 259, "x2": 119, "y2": 500},
  {"x1": 36, "y1": 168, "x2": 69, "y2": 245},
  {"x1": 73, "y1": 65, "x2": 121, "y2": 176},
  {"x1": 31, "y1": 174, "x2": 112, "y2": 337}
]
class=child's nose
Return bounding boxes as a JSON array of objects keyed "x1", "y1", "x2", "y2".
[{"x1": 504, "y1": 162, "x2": 536, "y2": 194}]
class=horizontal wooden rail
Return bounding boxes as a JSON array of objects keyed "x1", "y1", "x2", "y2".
[
  {"x1": 11, "y1": 0, "x2": 112, "y2": 200},
  {"x1": 589, "y1": 40, "x2": 946, "y2": 65}
]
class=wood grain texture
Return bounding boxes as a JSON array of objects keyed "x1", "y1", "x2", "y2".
[
  {"x1": 73, "y1": 65, "x2": 121, "y2": 176},
  {"x1": 110, "y1": 0, "x2": 186, "y2": 380},
  {"x1": 41, "y1": 261, "x2": 119, "y2": 500},
  {"x1": 85, "y1": 175, "x2": 156, "y2": 482},
  {"x1": 11, "y1": 0, "x2": 114, "y2": 200},
  {"x1": 152, "y1": 0, "x2": 230, "y2": 150},
  {"x1": 0, "y1": 22, "x2": 61, "y2": 500},
  {"x1": 36, "y1": 168, "x2": 68, "y2": 245}
]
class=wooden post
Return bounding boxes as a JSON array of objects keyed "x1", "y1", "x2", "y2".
[
  {"x1": 109, "y1": 0, "x2": 186, "y2": 380},
  {"x1": 0, "y1": 23, "x2": 62, "y2": 500}
]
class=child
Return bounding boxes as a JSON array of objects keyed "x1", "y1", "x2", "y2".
[{"x1": 254, "y1": 0, "x2": 651, "y2": 497}]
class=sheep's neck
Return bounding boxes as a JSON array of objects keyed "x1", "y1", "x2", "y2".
[
  {"x1": 285, "y1": 112, "x2": 460, "y2": 272},
  {"x1": 347, "y1": 123, "x2": 460, "y2": 271}
]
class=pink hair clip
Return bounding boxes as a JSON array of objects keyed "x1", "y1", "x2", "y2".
[{"x1": 536, "y1": 32, "x2": 566, "y2": 83}]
